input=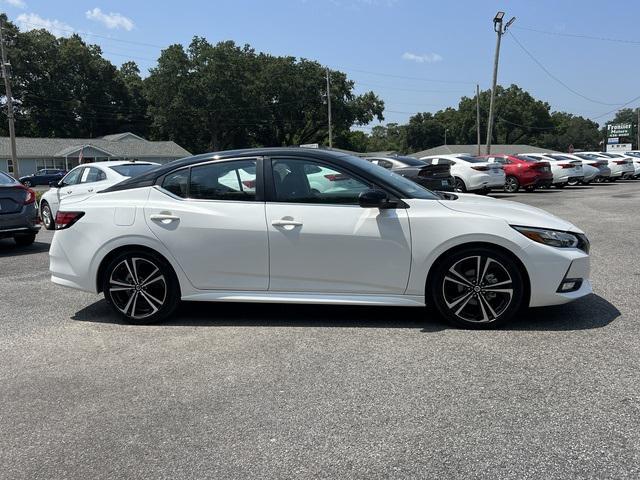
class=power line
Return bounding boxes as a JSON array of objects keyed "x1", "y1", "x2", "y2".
[
  {"x1": 508, "y1": 31, "x2": 623, "y2": 106},
  {"x1": 513, "y1": 25, "x2": 640, "y2": 46},
  {"x1": 498, "y1": 117, "x2": 556, "y2": 130},
  {"x1": 338, "y1": 67, "x2": 476, "y2": 85},
  {"x1": 591, "y1": 95, "x2": 640, "y2": 120},
  {"x1": 355, "y1": 82, "x2": 467, "y2": 94}
]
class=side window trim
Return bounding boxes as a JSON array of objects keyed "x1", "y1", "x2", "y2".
[
  {"x1": 265, "y1": 156, "x2": 394, "y2": 206},
  {"x1": 157, "y1": 156, "x2": 264, "y2": 202}
]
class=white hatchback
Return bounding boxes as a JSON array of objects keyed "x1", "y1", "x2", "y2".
[
  {"x1": 49, "y1": 148, "x2": 591, "y2": 329},
  {"x1": 419, "y1": 154, "x2": 505, "y2": 193},
  {"x1": 39, "y1": 161, "x2": 159, "y2": 230}
]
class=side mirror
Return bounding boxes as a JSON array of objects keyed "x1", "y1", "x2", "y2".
[
  {"x1": 49, "y1": 180, "x2": 61, "y2": 188},
  {"x1": 359, "y1": 189, "x2": 391, "y2": 208}
]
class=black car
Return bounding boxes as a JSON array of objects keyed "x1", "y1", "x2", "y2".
[
  {"x1": 19, "y1": 168, "x2": 66, "y2": 187},
  {"x1": 0, "y1": 171, "x2": 40, "y2": 246},
  {"x1": 365, "y1": 155, "x2": 454, "y2": 191}
]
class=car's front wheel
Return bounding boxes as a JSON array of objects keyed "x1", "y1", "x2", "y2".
[
  {"x1": 430, "y1": 247, "x2": 525, "y2": 328},
  {"x1": 102, "y1": 250, "x2": 180, "y2": 325},
  {"x1": 41, "y1": 202, "x2": 55, "y2": 230}
]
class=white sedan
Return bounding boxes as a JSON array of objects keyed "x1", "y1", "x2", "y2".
[
  {"x1": 622, "y1": 151, "x2": 640, "y2": 177},
  {"x1": 39, "y1": 161, "x2": 159, "y2": 230},
  {"x1": 521, "y1": 153, "x2": 583, "y2": 188},
  {"x1": 419, "y1": 154, "x2": 505, "y2": 193},
  {"x1": 574, "y1": 152, "x2": 634, "y2": 181},
  {"x1": 541, "y1": 153, "x2": 599, "y2": 185},
  {"x1": 49, "y1": 148, "x2": 591, "y2": 329}
]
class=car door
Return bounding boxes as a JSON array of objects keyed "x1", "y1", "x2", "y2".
[
  {"x1": 265, "y1": 156, "x2": 412, "y2": 294},
  {"x1": 145, "y1": 157, "x2": 269, "y2": 291},
  {"x1": 57, "y1": 167, "x2": 85, "y2": 203},
  {"x1": 75, "y1": 166, "x2": 109, "y2": 196}
]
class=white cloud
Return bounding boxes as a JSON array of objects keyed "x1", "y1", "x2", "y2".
[
  {"x1": 16, "y1": 13, "x2": 73, "y2": 37},
  {"x1": 3, "y1": 0, "x2": 27, "y2": 8},
  {"x1": 85, "y1": 7, "x2": 134, "y2": 31},
  {"x1": 401, "y1": 51, "x2": 443, "y2": 63}
]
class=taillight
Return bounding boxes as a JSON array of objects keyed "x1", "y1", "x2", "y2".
[
  {"x1": 55, "y1": 211, "x2": 85, "y2": 230},
  {"x1": 242, "y1": 180, "x2": 256, "y2": 188},
  {"x1": 324, "y1": 174, "x2": 348, "y2": 181},
  {"x1": 471, "y1": 166, "x2": 489, "y2": 171},
  {"x1": 22, "y1": 186, "x2": 36, "y2": 205},
  {"x1": 559, "y1": 163, "x2": 573, "y2": 169},
  {"x1": 613, "y1": 160, "x2": 627, "y2": 165}
]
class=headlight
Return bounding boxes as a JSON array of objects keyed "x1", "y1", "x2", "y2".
[{"x1": 512, "y1": 226, "x2": 589, "y2": 253}]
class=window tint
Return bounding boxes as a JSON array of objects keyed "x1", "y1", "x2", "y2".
[
  {"x1": 272, "y1": 158, "x2": 370, "y2": 204},
  {"x1": 190, "y1": 160, "x2": 257, "y2": 201},
  {"x1": 162, "y1": 169, "x2": 189, "y2": 198},
  {"x1": 0, "y1": 171, "x2": 17, "y2": 184},
  {"x1": 455, "y1": 155, "x2": 485, "y2": 163},
  {"x1": 61, "y1": 168, "x2": 83, "y2": 186},
  {"x1": 109, "y1": 163, "x2": 157, "y2": 177},
  {"x1": 81, "y1": 167, "x2": 106, "y2": 183},
  {"x1": 377, "y1": 159, "x2": 393, "y2": 169}
]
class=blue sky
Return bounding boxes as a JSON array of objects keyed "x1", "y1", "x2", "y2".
[{"x1": 4, "y1": 0, "x2": 640, "y2": 131}]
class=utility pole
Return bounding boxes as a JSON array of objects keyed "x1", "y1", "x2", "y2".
[
  {"x1": 444, "y1": 128, "x2": 448, "y2": 146},
  {"x1": 326, "y1": 68, "x2": 333, "y2": 149},
  {"x1": 0, "y1": 19, "x2": 18, "y2": 178},
  {"x1": 476, "y1": 84, "x2": 481, "y2": 155},
  {"x1": 486, "y1": 12, "x2": 515, "y2": 155}
]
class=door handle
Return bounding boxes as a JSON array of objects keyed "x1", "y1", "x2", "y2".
[
  {"x1": 271, "y1": 219, "x2": 303, "y2": 227},
  {"x1": 150, "y1": 213, "x2": 180, "y2": 223},
  {"x1": 66, "y1": 190, "x2": 73, "y2": 194},
  {"x1": 87, "y1": 188, "x2": 94, "y2": 192}
]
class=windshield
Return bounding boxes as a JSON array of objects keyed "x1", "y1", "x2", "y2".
[
  {"x1": 513, "y1": 155, "x2": 540, "y2": 162},
  {"x1": 109, "y1": 163, "x2": 158, "y2": 177},
  {"x1": 0, "y1": 172, "x2": 17, "y2": 185},
  {"x1": 392, "y1": 156, "x2": 427, "y2": 167},
  {"x1": 455, "y1": 155, "x2": 486, "y2": 163},
  {"x1": 574, "y1": 153, "x2": 602, "y2": 160},
  {"x1": 547, "y1": 154, "x2": 575, "y2": 161},
  {"x1": 344, "y1": 155, "x2": 438, "y2": 199}
]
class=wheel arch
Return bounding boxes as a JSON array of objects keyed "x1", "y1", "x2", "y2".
[
  {"x1": 96, "y1": 244, "x2": 182, "y2": 296},
  {"x1": 425, "y1": 241, "x2": 531, "y2": 308}
]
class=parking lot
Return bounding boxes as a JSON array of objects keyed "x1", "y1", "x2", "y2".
[{"x1": 1, "y1": 182, "x2": 639, "y2": 479}]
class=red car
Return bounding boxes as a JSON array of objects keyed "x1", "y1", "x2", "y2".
[{"x1": 479, "y1": 154, "x2": 554, "y2": 193}]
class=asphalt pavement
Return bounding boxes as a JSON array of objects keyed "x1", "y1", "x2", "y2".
[{"x1": 1, "y1": 181, "x2": 638, "y2": 479}]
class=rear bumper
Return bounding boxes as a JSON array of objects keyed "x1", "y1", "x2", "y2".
[
  {"x1": 0, "y1": 204, "x2": 40, "y2": 239},
  {"x1": 0, "y1": 225, "x2": 40, "y2": 239}
]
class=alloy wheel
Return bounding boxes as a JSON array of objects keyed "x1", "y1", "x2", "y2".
[
  {"x1": 454, "y1": 178, "x2": 466, "y2": 192},
  {"x1": 41, "y1": 204, "x2": 53, "y2": 230},
  {"x1": 108, "y1": 257, "x2": 167, "y2": 320},
  {"x1": 504, "y1": 176, "x2": 519, "y2": 193},
  {"x1": 441, "y1": 255, "x2": 513, "y2": 323}
]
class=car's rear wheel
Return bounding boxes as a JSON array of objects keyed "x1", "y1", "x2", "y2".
[
  {"x1": 567, "y1": 178, "x2": 579, "y2": 186},
  {"x1": 102, "y1": 250, "x2": 180, "y2": 325},
  {"x1": 504, "y1": 176, "x2": 519, "y2": 193},
  {"x1": 23, "y1": 180, "x2": 32, "y2": 188},
  {"x1": 41, "y1": 202, "x2": 55, "y2": 230},
  {"x1": 454, "y1": 177, "x2": 466, "y2": 193},
  {"x1": 14, "y1": 233, "x2": 36, "y2": 246},
  {"x1": 430, "y1": 247, "x2": 525, "y2": 329}
]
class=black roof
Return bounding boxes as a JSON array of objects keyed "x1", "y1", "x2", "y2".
[{"x1": 102, "y1": 147, "x2": 356, "y2": 192}]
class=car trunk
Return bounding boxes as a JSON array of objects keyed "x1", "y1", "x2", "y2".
[{"x1": 0, "y1": 185, "x2": 26, "y2": 215}]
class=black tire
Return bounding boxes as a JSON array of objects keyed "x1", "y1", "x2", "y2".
[
  {"x1": 454, "y1": 177, "x2": 466, "y2": 193},
  {"x1": 430, "y1": 246, "x2": 525, "y2": 329},
  {"x1": 504, "y1": 176, "x2": 519, "y2": 193},
  {"x1": 102, "y1": 250, "x2": 180, "y2": 325},
  {"x1": 41, "y1": 202, "x2": 55, "y2": 230},
  {"x1": 14, "y1": 233, "x2": 36, "y2": 246},
  {"x1": 22, "y1": 180, "x2": 32, "y2": 188},
  {"x1": 567, "y1": 178, "x2": 579, "y2": 186}
]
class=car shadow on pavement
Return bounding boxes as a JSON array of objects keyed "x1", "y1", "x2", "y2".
[
  {"x1": 73, "y1": 293, "x2": 618, "y2": 332},
  {"x1": 0, "y1": 239, "x2": 49, "y2": 257}
]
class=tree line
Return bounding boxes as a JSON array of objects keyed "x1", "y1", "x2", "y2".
[{"x1": 0, "y1": 14, "x2": 632, "y2": 155}]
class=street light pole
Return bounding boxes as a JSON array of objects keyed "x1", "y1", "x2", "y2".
[
  {"x1": 444, "y1": 128, "x2": 448, "y2": 146},
  {"x1": 486, "y1": 12, "x2": 515, "y2": 155}
]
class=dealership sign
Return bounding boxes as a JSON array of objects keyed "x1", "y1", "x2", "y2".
[
  {"x1": 607, "y1": 123, "x2": 633, "y2": 137},
  {"x1": 606, "y1": 143, "x2": 632, "y2": 152}
]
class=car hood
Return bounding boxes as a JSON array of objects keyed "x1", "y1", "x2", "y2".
[{"x1": 436, "y1": 193, "x2": 582, "y2": 233}]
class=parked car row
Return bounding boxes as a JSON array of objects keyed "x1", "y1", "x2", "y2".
[{"x1": 365, "y1": 150, "x2": 639, "y2": 195}]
